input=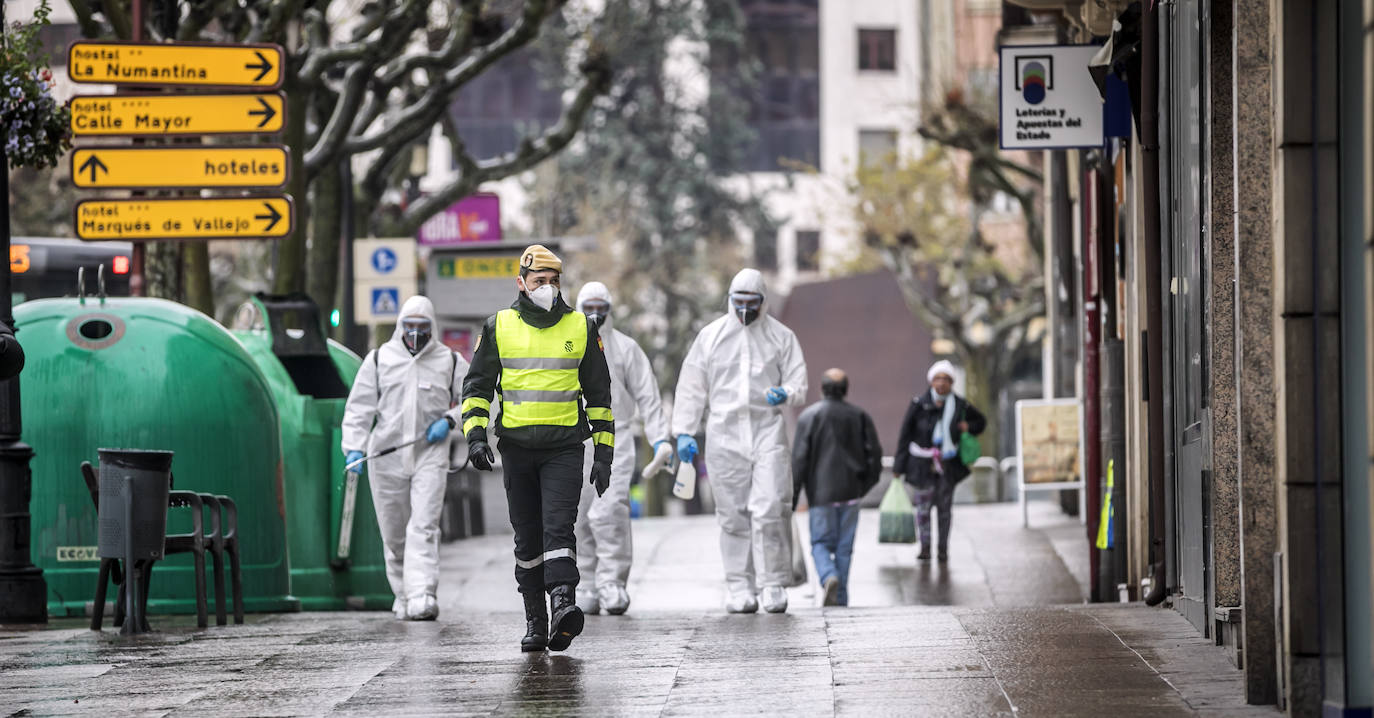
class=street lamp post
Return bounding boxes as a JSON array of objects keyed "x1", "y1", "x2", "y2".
[{"x1": 0, "y1": 0, "x2": 48, "y2": 624}]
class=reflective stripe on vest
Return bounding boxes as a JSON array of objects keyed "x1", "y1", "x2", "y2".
[{"x1": 495, "y1": 309, "x2": 586, "y2": 428}]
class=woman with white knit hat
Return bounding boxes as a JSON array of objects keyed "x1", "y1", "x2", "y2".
[{"x1": 890, "y1": 359, "x2": 987, "y2": 562}]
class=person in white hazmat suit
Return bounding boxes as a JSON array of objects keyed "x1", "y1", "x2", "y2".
[
  {"x1": 671, "y1": 268, "x2": 808, "y2": 614},
  {"x1": 573, "y1": 282, "x2": 675, "y2": 616},
  {"x1": 341, "y1": 295, "x2": 469, "y2": 621}
]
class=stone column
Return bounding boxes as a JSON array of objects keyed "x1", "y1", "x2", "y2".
[
  {"x1": 1272, "y1": 0, "x2": 1344, "y2": 712},
  {"x1": 1232, "y1": 0, "x2": 1278, "y2": 704},
  {"x1": 1205, "y1": 0, "x2": 1241, "y2": 665}
]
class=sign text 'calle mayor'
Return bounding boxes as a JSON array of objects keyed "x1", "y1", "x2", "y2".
[{"x1": 70, "y1": 94, "x2": 285, "y2": 137}]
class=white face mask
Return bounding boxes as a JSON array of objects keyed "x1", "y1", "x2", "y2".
[{"x1": 525, "y1": 282, "x2": 557, "y2": 311}]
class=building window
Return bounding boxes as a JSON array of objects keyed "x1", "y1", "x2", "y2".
[
  {"x1": 796, "y1": 230, "x2": 820, "y2": 271},
  {"x1": 712, "y1": 0, "x2": 820, "y2": 172},
  {"x1": 858, "y1": 29, "x2": 896, "y2": 72},
  {"x1": 858, "y1": 129, "x2": 898, "y2": 165},
  {"x1": 450, "y1": 47, "x2": 563, "y2": 160},
  {"x1": 754, "y1": 230, "x2": 779, "y2": 272}
]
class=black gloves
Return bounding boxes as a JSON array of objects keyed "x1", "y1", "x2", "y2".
[
  {"x1": 469, "y1": 438, "x2": 495, "y2": 471},
  {"x1": 590, "y1": 461, "x2": 611, "y2": 497}
]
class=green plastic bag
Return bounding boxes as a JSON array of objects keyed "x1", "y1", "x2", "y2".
[
  {"x1": 878, "y1": 479, "x2": 916, "y2": 544},
  {"x1": 957, "y1": 405, "x2": 981, "y2": 465}
]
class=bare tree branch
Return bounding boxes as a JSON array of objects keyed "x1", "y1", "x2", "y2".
[
  {"x1": 396, "y1": 56, "x2": 611, "y2": 234},
  {"x1": 375, "y1": 0, "x2": 480, "y2": 85},
  {"x1": 67, "y1": 0, "x2": 105, "y2": 38},
  {"x1": 246, "y1": 0, "x2": 307, "y2": 43},
  {"x1": 303, "y1": 62, "x2": 373, "y2": 172},
  {"x1": 342, "y1": 0, "x2": 560, "y2": 157}
]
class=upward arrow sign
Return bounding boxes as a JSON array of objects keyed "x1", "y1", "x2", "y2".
[{"x1": 79, "y1": 154, "x2": 108, "y2": 183}]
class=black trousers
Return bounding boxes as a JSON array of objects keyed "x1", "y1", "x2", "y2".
[{"x1": 500, "y1": 439, "x2": 584, "y2": 596}]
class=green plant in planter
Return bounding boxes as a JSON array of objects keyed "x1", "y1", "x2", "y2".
[{"x1": 3, "y1": 0, "x2": 71, "y2": 170}]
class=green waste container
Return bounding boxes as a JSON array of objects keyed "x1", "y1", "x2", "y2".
[
  {"x1": 230, "y1": 294, "x2": 391, "y2": 610},
  {"x1": 17, "y1": 297, "x2": 297, "y2": 617}
]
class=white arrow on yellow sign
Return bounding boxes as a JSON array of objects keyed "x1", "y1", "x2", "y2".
[
  {"x1": 67, "y1": 41, "x2": 284, "y2": 89},
  {"x1": 75, "y1": 197, "x2": 294, "y2": 241},
  {"x1": 71, "y1": 146, "x2": 289, "y2": 190},
  {"x1": 70, "y1": 94, "x2": 285, "y2": 136}
]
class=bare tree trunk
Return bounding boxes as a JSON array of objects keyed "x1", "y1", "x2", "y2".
[
  {"x1": 307, "y1": 161, "x2": 343, "y2": 314},
  {"x1": 274, "y1": 75, "x2": 310, "y2": 294},
  {"x1": 144, "y1": 242, "x2": 182, "y2": 300},
  {"x1": 182, "y1": 242, "x2": 213, "y2": 316},
  {"x1": 961, "y1": 350, "x2": 1001, "y2": 459}
]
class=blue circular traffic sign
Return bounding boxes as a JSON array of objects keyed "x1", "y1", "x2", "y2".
[{"x1": 371, "y1": 248, "x2": 398, "y2": 274}]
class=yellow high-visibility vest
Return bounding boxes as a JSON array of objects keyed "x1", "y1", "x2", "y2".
[{"x1": 493, "y1": 308, "x2": 587, "y2": 430}]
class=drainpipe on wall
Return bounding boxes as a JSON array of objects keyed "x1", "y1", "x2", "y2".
[{"x1": 1139, "y1": 0, "x2": 1168, "y2": 608}]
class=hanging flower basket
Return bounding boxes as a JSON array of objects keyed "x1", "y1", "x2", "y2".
[{"x1": 2, "y1": 0, "x2": 71, "y2": 170}]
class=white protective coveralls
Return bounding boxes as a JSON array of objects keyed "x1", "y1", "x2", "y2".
[
  {"x1": 575, "y1": 282, "x2": 671, "y2": 608},
  {"x1": 341, "y1": 296, "x2": 469, "y2": 607},
  {"x1": 671, "y1": 269, "x2": 808, "y2": 599}
]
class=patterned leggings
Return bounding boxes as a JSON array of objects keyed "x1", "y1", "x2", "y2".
[{"x1": 905, "y1": 478, "x2": 956, "y2": 550}]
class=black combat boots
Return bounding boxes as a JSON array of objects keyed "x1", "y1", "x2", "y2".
[
  {"x1": 546, "y1": 584, "x2": 584, "y2": 652},
  {"x1": 521, "y1": 591, "x2": 548, "y2": 653}
]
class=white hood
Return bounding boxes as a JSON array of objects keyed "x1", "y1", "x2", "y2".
[
  {"x1": 391, "y1": 295, "x2": 442, "y2": 356},
  {"x1": 728, "y1": 268, "x2": 766, "y2": 298},
  {"x1": 576, "y1": 281, "x2": 613, "y2": 310}
]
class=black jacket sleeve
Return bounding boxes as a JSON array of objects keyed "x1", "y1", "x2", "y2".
[
  {"x1": 580, "y1": 318, "x2": 616, "y2": 465},
  {"x1": 892, "y1": 399, "x2": 918, "y2": 477},
  {"x1": 460, "y1": 316, "x2": 501, "y2": 443},
  {"x1": 861, "y1": 410, "x2": 883, "y2": 495},
  {"x1": 791, "y1": 408, "x2": 815, "y2": 510},
  {"x1": 960, "y1": 399, "x2": 987, "y2": 436}
]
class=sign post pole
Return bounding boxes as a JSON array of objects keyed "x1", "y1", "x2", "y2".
[{"x1": 0, "y1": 0, "x2": 47, "y2": 625}]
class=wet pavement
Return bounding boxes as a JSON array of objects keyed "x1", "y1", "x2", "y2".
[{"x1": 1, "y1": 501, "x2": 1275, "y2": 716}]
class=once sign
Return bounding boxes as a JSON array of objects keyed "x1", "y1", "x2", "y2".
[
  {"x1": 75, "y1": 197, "x2": 294, "y2": 241},
  {"x1": 70, "y1": 93, "x2": 285, "y2": 137},
  {"x1": 71, "y1": 146, "x2": 289, "y2": 190},
  {"x1": 67, "y1": 41, "x2": 284, "y2": 89},
  {"x1": 998, "y1": 44, "x2": 1104, "y2": 150}
]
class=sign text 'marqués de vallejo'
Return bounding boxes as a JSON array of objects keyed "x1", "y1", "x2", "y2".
[{"x1": 998, "y1": 44, "x2": 1104, "y2": 150}]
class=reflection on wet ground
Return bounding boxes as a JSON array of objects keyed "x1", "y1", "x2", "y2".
[{"x1": 0, "y1": 503, "x2": 1269, "y2": 716}]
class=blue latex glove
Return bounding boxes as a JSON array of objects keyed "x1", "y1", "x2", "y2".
[
  {"x1": 345, "y1": 450, "x2": 364, "y2": 470},
  {"x1": 765, "y1": 387, "x2": 787, "y2": 406},
  {"x1": 426, "y1": 417, "x2": 452, "y2": 443},
  {"x1": 676, "y1": 434, "x2": 698, "y2": 463}
]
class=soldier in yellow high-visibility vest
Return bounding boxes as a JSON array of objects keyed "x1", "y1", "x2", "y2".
[{"x1": 461, "y1": 244, "x2": 615, "y2": 653}]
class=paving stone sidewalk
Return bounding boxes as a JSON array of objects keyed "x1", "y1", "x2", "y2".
[{"x1": 0, "y1": 502, "x2": 1274, "y2": 717}]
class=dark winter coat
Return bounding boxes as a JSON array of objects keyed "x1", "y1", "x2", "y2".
[
  {"x1": 791, "y1": 397, "x2": 884, "y2": 509},
  {"x1": 891, "y1": 390, "x2": 987, "y2": 489}
]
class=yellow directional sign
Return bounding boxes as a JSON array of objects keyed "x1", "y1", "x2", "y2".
[
  {"x1": 67, "y1": 41, "x2": 284, "y2": 89},
  {"x1": 75, "y1": 197, "x2": 294, "y2": 241},
  {"x1": 70, "y1": 94, "x2": 285, "y2": 136},
  {"x1": 71, "y1": 146, "x2": 289, "y2": 189}
]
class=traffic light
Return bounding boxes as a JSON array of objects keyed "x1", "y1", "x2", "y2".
[{"x1": 330, "y1": 308, "x2": 340, "y2": 327}]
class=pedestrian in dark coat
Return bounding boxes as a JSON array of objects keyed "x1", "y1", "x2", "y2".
[
  {"x1": 891, "y1": 360, "x2": 986, "y2": 562},
  {"x1": 792, "y1": 368, "x2": 883, "y2": 606}
]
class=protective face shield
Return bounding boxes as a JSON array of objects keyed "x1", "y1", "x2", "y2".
[
  {"x1": 729, "y1": 292, "x2": 763, "y2": 326},
  {"x1": 401, "y1": 317, "x2": 432, "y2": 355},
  {"x1": 581, "y1": 299, "x2": 610, "y2": 328}
]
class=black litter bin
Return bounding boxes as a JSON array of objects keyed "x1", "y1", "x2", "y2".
[{"x1": 97, "y1": 449, "x2": 174, "y2": 561}]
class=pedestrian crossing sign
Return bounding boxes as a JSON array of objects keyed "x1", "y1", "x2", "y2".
[{"x1": 371, "y1": 287, "x2": 400, "y2": 316}]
